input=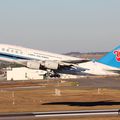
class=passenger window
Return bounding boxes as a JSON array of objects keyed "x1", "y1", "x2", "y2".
[
  {"x1": 2, "y1": 48, "x2": 5, "y2": 51},
  {"x1": 11, "y1": 50, "x2": 13, "y2": 53}
]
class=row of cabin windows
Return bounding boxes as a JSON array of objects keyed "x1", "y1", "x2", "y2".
[{"x1": 1, "y1": 48, "x2": 23, "y2": 54}]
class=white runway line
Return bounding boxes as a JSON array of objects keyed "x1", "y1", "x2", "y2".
[{"x1": 0, "y1": 109, "x2": 119, "y2": 119}]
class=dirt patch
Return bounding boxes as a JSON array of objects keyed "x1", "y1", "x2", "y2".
[
  {"x1": 0, "y1": 80, "x2": 119, "y2": 113},
  {"x1": 0, "y1": 78, "x2": 119, "y2": 119}
]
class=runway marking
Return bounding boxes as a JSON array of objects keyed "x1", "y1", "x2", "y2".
[
  {"x1": 0, "y1": 85, "x2": 46, "y2": 91},
  {"x1": 0, "y1": 109, "x2": 119, "y2": 119}
]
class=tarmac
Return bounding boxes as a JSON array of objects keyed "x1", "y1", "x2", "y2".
[
  {"x1": 0, "y1": 109, "x2": 119, "y2": 120},
  {"x1": 0, "y1": 76, "x2": 119, "y2": 120}
]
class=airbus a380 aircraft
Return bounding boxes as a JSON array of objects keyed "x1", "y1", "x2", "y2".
[{"x1": 0, "y1": 44, "x2": 120, "y2": 77}]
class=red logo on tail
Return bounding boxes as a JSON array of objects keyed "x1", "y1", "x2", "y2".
[{"x1": 114, "y1": 50, "x2": 120, "y2": 62}]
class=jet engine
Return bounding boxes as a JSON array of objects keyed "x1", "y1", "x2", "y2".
[
  {"x1": 27, "y1": 61, "x2": 41, "y2": 70},
  {"x1": 27, "y1": 60, "x2": 59, "y2": 70},
  {"x1": 40, "y1": 61, "x2": 59, "y2": 70}
]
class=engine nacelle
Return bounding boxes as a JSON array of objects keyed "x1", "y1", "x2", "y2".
[
  {"x1": 40, "y1": 61, "x2": 59, "y2": 70},
  {"x1": 27, "y1": 61, "x2": 41, "y2": 70},
  {"x1": 27, "y1": 60, "x2": 59, "y2": 70}
]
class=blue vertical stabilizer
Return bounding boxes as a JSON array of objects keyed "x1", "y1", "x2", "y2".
[{"x1": 98, "y1": 45, "x2": 120, "y2": 68}]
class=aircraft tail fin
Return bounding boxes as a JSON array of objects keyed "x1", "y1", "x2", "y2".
[{"x1": 97, "y1": 45, "x2": 120, "y2": 68}]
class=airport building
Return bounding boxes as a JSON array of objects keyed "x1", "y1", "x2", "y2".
[
  {"x1": 7, "y1": 67, "x2": 46, "y2": 81},
  {"x1": 6, "y1": 67, "x2": 79, "y2": 81}
]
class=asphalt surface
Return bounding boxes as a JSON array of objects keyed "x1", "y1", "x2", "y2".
[
  {"x1": 0, "y1": 109, "x2": 119, "y2": 120},
  {"x1": 69, "y1": 76, "x2": 120, "y2": 89},
  {"x1": 0, "y1": 76, "x2": 120, "y2": 90}
]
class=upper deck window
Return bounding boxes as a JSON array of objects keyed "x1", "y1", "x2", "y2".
[
  {"x1": 15, "y1": 51, "x2": 18, "y2": 54},
  {"x1": 20, "y1": 52, "x2": 23, "y2": 54},
  {"x1": 2, "y1": 48, "x2": 5, "y2": 51},
  {"x1": 7, "y1": 49, "x2": 9, "y2": 52},
  {"x1": 11, "y1": 49, "x2": 13, "y2": 53}
]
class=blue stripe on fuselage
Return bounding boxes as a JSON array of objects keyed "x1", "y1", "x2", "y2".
[{"x1": 0, "y1": 52, "x2": 34, "y2": 60}]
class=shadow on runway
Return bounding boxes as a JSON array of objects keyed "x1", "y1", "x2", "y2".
[{"x1": 42, "y1": 100, "x2": 120, "y2": 107}]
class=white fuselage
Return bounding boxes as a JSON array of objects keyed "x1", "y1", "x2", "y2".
[{"x1": 0, "y1": 44, "x2": 81, "y2": 63}]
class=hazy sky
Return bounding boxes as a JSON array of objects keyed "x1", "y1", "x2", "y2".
[{"x1": 0, "y1": 0, "x2": 120, "y2": 53}]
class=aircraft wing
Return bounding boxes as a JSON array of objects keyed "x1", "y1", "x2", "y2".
[
  {"x1": 0, "y1": 58, "x2": 89, "y2": 73},
  {"x1": 20, "y1": 59, "x2": 90, "y2": 71},
  {"x1": 0, "y1": 58, "x2": 90, "y2": 78}
]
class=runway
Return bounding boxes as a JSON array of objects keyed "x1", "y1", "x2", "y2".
[
  {"x1": 0, "y1": 76, "x2": 120, "y2": 91},
  {"x1": 69, "y1": 76, "x2": 120, "y2": 89},
  {"x1": 0, "y1": 109, "x2": 119, "y2": 120}
]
